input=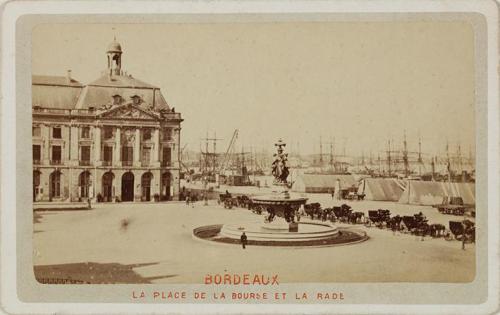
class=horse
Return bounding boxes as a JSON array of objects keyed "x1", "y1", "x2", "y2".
[{"x1": 429, "y1": 224, "x2": 446, "y2": 237}]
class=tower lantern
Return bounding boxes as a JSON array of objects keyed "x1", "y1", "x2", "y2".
[{"x1": 106, "y1": 38, "x2": 122, "y2": 76}]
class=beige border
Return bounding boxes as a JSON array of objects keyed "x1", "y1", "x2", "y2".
[{"x1": 1, "y1": 1, "x2": 498, "y2": 314}]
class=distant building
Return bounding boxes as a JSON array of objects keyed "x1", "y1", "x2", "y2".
[{"x1": 32, "y1": 39, "x2": 183, "y2": 202}]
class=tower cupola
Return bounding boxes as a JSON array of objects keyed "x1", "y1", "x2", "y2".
[{"x1": 106, "y1": 38, "x2": 122, "y2": 76}]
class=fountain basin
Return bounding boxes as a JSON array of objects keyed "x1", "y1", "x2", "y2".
[
  {"x1": 220, "y1": 221, "x2": 339, "y2": 242},
  {"x1": 193, "y1": 224, "x2": 368, "y2": 247}
]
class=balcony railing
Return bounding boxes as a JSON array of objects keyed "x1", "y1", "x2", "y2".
[
  {"x1": 50, "y1": 160, "x2": 62, "y2": 165},
  {"x1": 79, "y1": 160, "x2": 91, "y2": 166},
  {"x1": 141, "y1": 161, "x2": 150, "y2": 167},
  {"x1": 33, "y1": 159, "x2": 41, "y2": 165},
  {"x1": 32, "y1": 107, "x2": 97, "y2": 116},
  {"x1": 161, "y1": 161, "x2": 172, "y2": 167},
  {"x1": 122, "y1": 160, "x2": 133, "y2": 166},
  {"x1": 102, "y1": 160, "x2": 112, "y2": 166},
  {"x1": 33, "y1": 107, "x2": 182, "y2": 120}
]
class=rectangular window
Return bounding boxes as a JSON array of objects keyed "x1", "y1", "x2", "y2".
[
  {"x1": 53, "y1": 127, "x2": 62, "y2": 139},
  {"x1": 104, "y1": 127, "x2": 113, "y2": 139},
  {"x1": 80, "y1": 146, "x2": 91, "y2": 166},
  {"x1": 143, "y1": 129, "x2": 152, "y2": 141},
  {"x1": 33, "y1": 145, "x2": 41, "y2": 162},
  {"x1": 32, "y1": 126, "x2": 41, "y2": 137},
  {"x1": 52, "y1": 146, "x2": 61, "y2": 163},
  {"x1": 121, "y1": 146, "x2": 133, "y2": 165},
  {"x1": 81, "y1": 146, "x2": 91, "y2": 161},
  {"x1": 81, "y1": 127, "x2": 90, "y2": 139},
  {"x1": 103, "y1": 146, "x2": 113, "y2": 162},
  {"x1": 142, "y1": 147, "x2": 151, "y2": 165},
  {"x1": 162, "y1": 146, "x2": 171, "y2": 166},
  {"x1": 50, "y1": 172, "x2": 61, "y2": 198}
]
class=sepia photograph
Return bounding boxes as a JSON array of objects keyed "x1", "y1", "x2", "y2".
[
  {"x1": 0, "y1": 1, "x2": 497, "y2": 313},
  {"x1": 31, "y1": 21, "x2": 477, "y2": 285}
]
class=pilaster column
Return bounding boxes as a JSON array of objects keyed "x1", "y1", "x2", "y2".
[
  {"x1": 42, "y1": 124, "x2": 50, "y2": 164},
  {"x1": 70, "y1": 125, "x2": 79, "y2": 165},
  {"x1": 174, "y1": 127, "x2": 181, "y2": 168},
  {"x1": 134, "y1": 128, "x2": 141, "y2": 166},
  {"x1": 63, "y1": 125, "x2": 70, "y2": 163},
  {"x1": 114, "y1": 127, "x2": 121, "y2": 166},
  {"x1": 151, "y1": 128, "x2": 160, "y2": 166},
  {"x1": 94, "y1": 126, "x2": 101, "y2": 165}
]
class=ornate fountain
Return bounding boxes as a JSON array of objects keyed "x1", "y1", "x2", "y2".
[
  {"x1": 250, "y1": 139, "x2": 308, "y2": 231},
  {"x1": 193, "y1": 139, "x2": 368, "y2": 247}
]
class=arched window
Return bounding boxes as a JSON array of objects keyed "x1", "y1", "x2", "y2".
[
  {"x1": 161, "y1": 172, "x2": 171, "y2": 200},
  {"x1": 102, "y1": 172, "x2": 114, "y2": 202},
  {"x1": 79, "y1": 171, "x2": 91, "y2": 198},
  {"x1": 141, "y1": 172, "x2": 153, "y2": 201},
  {"x1": 50, "y1": 171, "x2": 61, "y2": 199},
  {"x1": 121, "y1": 172, "x2": 135, "y2": 202},
  {"x1": 33, "y1": 170, "x2": 41, "y2": 201}
]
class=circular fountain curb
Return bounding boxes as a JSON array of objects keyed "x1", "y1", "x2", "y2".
[{"x1": 192, "y1": 224, "x2": 369, "y2": 248}]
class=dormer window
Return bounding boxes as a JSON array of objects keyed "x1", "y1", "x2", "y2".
[
  {"x1": 131, "y1": 95, "x2": 142, "y2": 105},
  {"x1": 112, "y1": 94, "x2": 122, "y2": 105}
]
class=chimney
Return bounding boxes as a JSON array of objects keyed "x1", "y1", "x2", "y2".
[{"x1": 66, "y1": 70, "x2": 72, "y2": 83}]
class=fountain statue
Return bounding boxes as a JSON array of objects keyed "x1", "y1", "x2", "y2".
[
  {"x1": 251, "y1": 139, "x2": 308, "y2": 230},
  {"x1": 271, "y1": 139, "x2": 290, "y2": 186}
]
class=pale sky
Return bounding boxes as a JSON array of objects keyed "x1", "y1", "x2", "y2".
[{"x1": 32, "y1": 21, "x2": 476, "y2": 157}]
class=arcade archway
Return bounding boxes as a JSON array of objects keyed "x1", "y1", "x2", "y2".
[{"x1": 121, "y1": 172, "x2": 135, "y2": 202}]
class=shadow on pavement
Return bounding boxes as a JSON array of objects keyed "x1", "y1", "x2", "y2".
[{"x1": 34, "y1": 262, "x2": 177, "y2": 284}]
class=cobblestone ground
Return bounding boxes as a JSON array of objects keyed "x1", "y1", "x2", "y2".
[{"x1": 33, "y1": 200, "x2": 475, "y2": 284}]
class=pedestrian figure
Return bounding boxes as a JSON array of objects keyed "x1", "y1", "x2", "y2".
[
  {"x1": 462, "y1": 222, "x2": 467, "y2": 250},
  {"x1": 330, "y1": 189, "x2": 335, "y2": 200},
  {"x1": 186, "y1": 194, "x2": 190, "y2": 206},
  {"x1": 240, "y1": 232, "x2": 247, "y2": 249},
  {"x1": 87, "y1": 197, "x2": 92, "y2": 210}
]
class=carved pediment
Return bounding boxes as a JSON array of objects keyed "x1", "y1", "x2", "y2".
[{"x1": 99, "y1": 104, "x2": 159, "y2": 120}]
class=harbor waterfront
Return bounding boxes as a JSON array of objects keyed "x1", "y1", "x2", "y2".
[{"x1": 30, "y1": 27, "x2": 477, "y2": 289}]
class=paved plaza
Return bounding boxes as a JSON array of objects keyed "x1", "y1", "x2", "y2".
[{"x1": 33, "y1": 201, "x2": 475, "y2": 284}]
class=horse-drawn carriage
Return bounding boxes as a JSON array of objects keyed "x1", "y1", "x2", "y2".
[
  {"x1": 367, "y1": 209, "x2": 391, "y2": 228},
  {"x1": 235, "y1": 195, "x2": 252, "y2": 208},
  {"x1": 400, "y1": 212, "x2": 429, "y2": 235},
  {"x1": 304, "y1": 203, "x2": 322, "y2": 219},
  {"x1": 331, "y1": 204, "x2": 361, "y2": 223},
  {"x1": 428, "y1": 223, "x2": 446, "y2": 237},
  {"x1": 448, "y1": 220, "x2": 475, "y2": 242},
  {"x1": 218, "y1": 193, "x2": 234, "y2": 209}
]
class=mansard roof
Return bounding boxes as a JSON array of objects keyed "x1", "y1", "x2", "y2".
[
  {"x1": 32, "y1": 75, "x2": 83, "y2": 109},
  {"x1": 32, "y1": 73, "x2": 170, "y2": 111}
]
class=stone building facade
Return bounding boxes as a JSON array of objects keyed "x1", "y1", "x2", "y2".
[{"x1": 32, "y1": 40, "x2": 183, "y2": 202}]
